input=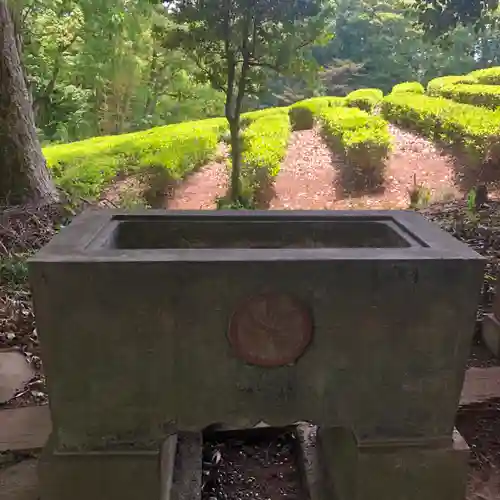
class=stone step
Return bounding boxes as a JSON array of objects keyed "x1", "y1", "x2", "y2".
[
  {"x1": 0, "y1": 460, "x2": 38, "y2": 500},
  {"x1": 460, "y1": 367, "x2": 500, "y2": 406},
  {"x1": 0, "y1": 349, "x2": 35, "y2": 404},
  {"x1": 0, "y1": 406, "x2": 51, "y2": 452}
]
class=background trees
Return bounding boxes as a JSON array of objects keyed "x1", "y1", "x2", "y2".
[{"x1": 7, "y1": 0, "x2": 500, "y2": 148}]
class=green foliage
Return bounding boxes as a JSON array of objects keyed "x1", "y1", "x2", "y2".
[
  {"x1": 345, "y1": 88, "x2": 384, "y2": 112},
  {"x1": 21, "y1": 0, "x2": 226, "y2": 143},
  {"x1": 43, "y1": 118, "x2": 227, "y2": 200},
  {"x1": 468, "y1": 67, "x2": 500, "y2": 85},
  {"x1": 241, "y1": 107, "x2": 290, "y2": 127},
  {"x1": 18, "y1": 0, "x2": 500, "y2": 145},
  {"x1": 426, "y1": 75, "x2": 478, "y2": 95},
  {"x1": 432, "y1": 83, "x2": 500, "y2": 110},
  {"x1": 380, "y1": 93, "x2": 500, "y2": 166},
  {"x1": 313, "y1": 0, "x2": 488, "y2": 95},
  {"x1": 0, "y1": 255, "x2": 30, "y2": 288},
  {"x1": 289, "y1": 97, "x2": 345, "y2": 131},
  {"x1": 414, "y1": 0, "x2": 498, "y2": 37},
  {"x1": 391, "y1": 82, "x2": 425, "y2": 95},
  {"x1": 240, "y1": 114, "x2": 292, "y2": 205},
  {"x1": 467, "y1": 188, "x2": 477, "y2": 212},
  {"x1": 319, "y1": 106, "x2": 392, "y2": 184}
]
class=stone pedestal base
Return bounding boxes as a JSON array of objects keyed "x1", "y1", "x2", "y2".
[
  {"x1": 318, "y1": 428, "x2": 469, "y2": 500},
  {"x1": 482, "y1": 313, "x2": 500, "y2": 357},
  {"x1": 38, "y1": 434, "x2": 176, "y2": 500}
]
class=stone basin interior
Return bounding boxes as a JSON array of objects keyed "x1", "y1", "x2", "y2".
[{"x1": 102, "y1": 215, "x2": 423, "y2": 249}]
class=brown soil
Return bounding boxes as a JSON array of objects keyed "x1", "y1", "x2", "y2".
[
  {"x1": 99, "y1": 174, "x2": 149, "y2": 208},
  {"x1": 269, "y1": 129, "x2": 337, "y2": 210},
  {"x1": 270, "y1": 126, "x2": 459, "y2": 210},
  {"x1": 167, "y1": 146, "x2": 229, "y2": 210}
]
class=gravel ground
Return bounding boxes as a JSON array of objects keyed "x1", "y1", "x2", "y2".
[
  {"x1": 167, "y1": 145, "x2": 229, "y2": 210},
  {"x1": 270, "y1": 125, "x2": 459, "y2": 210}
]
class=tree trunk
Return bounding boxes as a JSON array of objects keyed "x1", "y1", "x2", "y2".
[
  {"x1": 228, "y1": 118, "x2": 242, "y2": 203},
  {"x1": 0, "y1": 0, "x2": 58, "y2": 205}
]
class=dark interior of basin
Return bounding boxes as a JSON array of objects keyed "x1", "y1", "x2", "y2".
[{"x1": 105, "y1": 216, "x2": 417, "y2": 249}]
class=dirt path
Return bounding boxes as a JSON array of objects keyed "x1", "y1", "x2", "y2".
[
  {"x1": 162, "y1": 125, "x2": 460, "y2": 211},
  {"x1": 269, "y1": 129, "x2": 337, "y2": 209},
  {"x1": 270, "y1": 125, "x2": 460, "y2": 210},
  {"x1": 167, "y1": 148, "x2": 228, "y2": 210}
]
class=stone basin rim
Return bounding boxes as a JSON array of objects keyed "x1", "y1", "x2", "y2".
[{"x1": 29, "y1": 209, "x2": 484, "y2": 262}]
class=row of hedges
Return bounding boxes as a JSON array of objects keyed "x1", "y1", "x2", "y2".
[
  {"x1": 241, "y1": 107, "x2": 289, "y2": 127},
  {"x1": 468, "y1": 67, "x2": 500, "y2": 85},
  {"x1": 425, "y1": 68, "x2": 500, "y2": 109},
  {"x1": 426, "y1": 75, "x2": 478, "y2": 95},
  {"x1": 289, "y1": 97, "x2": 345, "y2": 131},
  {"x1": 319, "y1": 107, "x2": 392, "y2": 189},
  {"x1": 239, "y1": 113, "x2": 291, "y2": 205},
  {"x1": 345, "y1": 88, "x2": 383, "y2": 112},
  {"x1": 430, "y1": 83, "x2": 500, "y2": 110},
  {"x1": 44, "y1": 118, "x2": 227, "y2": 202},
  {"x1": 380, "y1": 93, "x2": 500, "y2": 166}
]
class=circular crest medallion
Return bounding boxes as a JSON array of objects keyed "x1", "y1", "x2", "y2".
[{"x1": 228, "y1": 293, "x2": 313, "y2": 367}]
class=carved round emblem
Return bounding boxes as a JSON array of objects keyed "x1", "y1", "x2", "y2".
[{"x1": 228, "y1": 293, "x2": 313, "y2": 367}]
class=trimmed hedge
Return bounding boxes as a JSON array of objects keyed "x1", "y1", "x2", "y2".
[
  {"x1": 319, "y1": 107, "x2": 392, "y2": 188},
  {"x1": 380, "y1": 93, "x2": 500, "y2": 165},
  {"x1": 289, "y1": 97, "x2": 345, "y2": 131},
  {"x1": 431, "y1": 83, "x2": 500, "y2": 110},
  {"x1": 43, "y1": 118, "x2": 227, "y2": 200},
  {"x1": 240, "y1": 113, "x2": 291, "y2": 204},
  {"x1": 468, "y1": 67, "x2": 500, "y2": 85},
  {"x1": 391, "y1": 82, "x2": 425, "y2": 95},
  {"x1": 241, "y1": 107, "x2": 289, "y2": 127},
  {"x1": 345, "y1": 88, "x2": 384, "y2": 112},
  {"x1": 426, "y1": 75, "x2": 477, "y2": 95}
]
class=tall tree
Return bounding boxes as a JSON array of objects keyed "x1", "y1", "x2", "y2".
[
  {"x1": 414, "y1": 0, "x2": 499, "y2": 37},
  {"x1": 165, "y1": 0, "x2": 333, "y2": 203},
  {"x1": 0, "y1": 0, "x2": 57, "y2": 205},
  {"x1": 313, "y1": 0, "x2": 483, "y2": 93}
]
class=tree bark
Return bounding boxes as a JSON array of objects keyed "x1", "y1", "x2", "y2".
[
  {"x1": 0, "y1": 0, "x2": 58, "y2": 205},
  {"x1": 228, "y1": 118, "x2": 241, "y2": 202}
]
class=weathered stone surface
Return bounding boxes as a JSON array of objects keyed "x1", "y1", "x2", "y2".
[
  {"x1": 0, "y1": 406, "x2": 51, "y2": 451},
  {"x1": 29, "y1": 210, "x2": 484, "y2": 500},
  {"x1": 0, "y1": 460, "x2": 39, "y2": 500},
  {"x1": 0, "y1": 349, "x2": 34, "y2": 403},
  {"x1": 29, "y1": 210, "x2": 484, "y2": 450},
  {"x1": 170, "y1": 432, "x2": 202, "y2": 500},
  {"x1": 318, "y1": 427, "x2": 469, "y2": 500},
  {"x1": 160, "y1": 434, "x2": 178, "y2": 500},
  {"x1": 39, "y1": 435, "x2": 164, "y2": 500},
  {"x1": 296, "y1": 423, "x2": 322, "y2": 500},
  {"x1": 460, "y1": 367, "x2": 500, "y2": 406},
  {"x1": 482, "y1": 314, "x2": 500, "y2": 357}
]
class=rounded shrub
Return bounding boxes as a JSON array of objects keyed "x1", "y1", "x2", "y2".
[
  {"x1": 391, "y1": 82, "x2": 425, "y2": 95},
  {"x1": 289, "y1": 97, "x2": 345, "y2": 131},
  {"x1": 345, "y1": 88, "x2": 384, "y2": 112}
]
